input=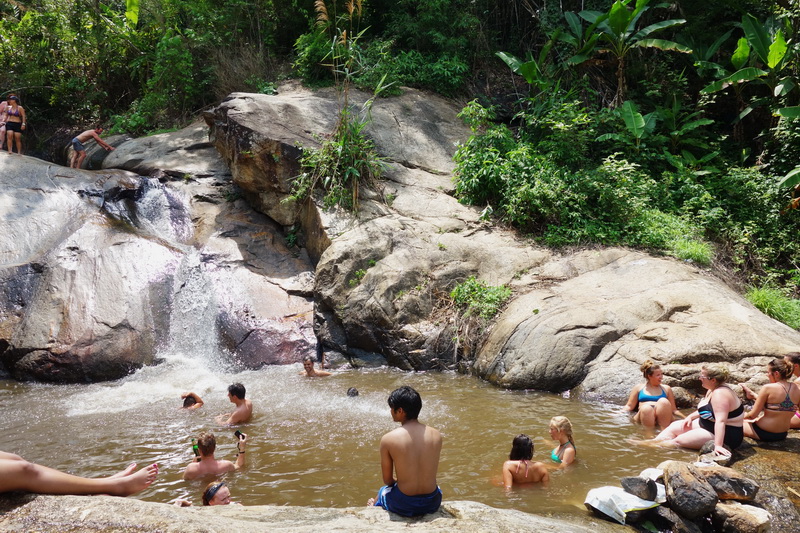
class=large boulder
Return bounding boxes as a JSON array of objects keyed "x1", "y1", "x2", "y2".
[
  {"x1": 662, "y1": 461, "x2": 718, "y2": 519},
  {"x1": 0, "y1": 123, "x2": 316, "y2": 382},
  {"x1": 208, "y1": 83, "x2": 800, "y2": 400}
]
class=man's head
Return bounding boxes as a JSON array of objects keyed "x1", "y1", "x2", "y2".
[
  {"x1": 94, "y1": 127, "x2": 104, "y2": 134},
  {"x1": 303, "y1": 355, "x2": 315, "y2": 372},
  {"x1": 387, "y1": 385, "x2": 422, "y2": 420},
  {"x1": 183, "y1": 395, "x2": 197, "y2": 408},
  {"x1": 197, "y1": 432, "x2": 216, "y2": 456},
  {"x1": 228, "y1": 383, "x2": 246, "y2": 400}
]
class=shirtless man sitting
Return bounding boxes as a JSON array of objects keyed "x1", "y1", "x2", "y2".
[
  {"x1": 70, "y1": 127, "x2": 115, "y2": 169},
  {"x1": 368, "y1": 386, "x2": 443, "y2": 517},
  {"x1": 216, "y1": 383, "x2": 253, "y2": 425},
  {"x1": 182, "y1": 432, "x2": 247, "y2": 480}
]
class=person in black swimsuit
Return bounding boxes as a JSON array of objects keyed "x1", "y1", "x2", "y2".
[
  {"x1": 648, "y1": 365, "x2": 744, "y2": 456},
  {"x1": 744, "y1": 359, "x2": 800, "y2": 442},
  {"x1": 4, "y1": 95, "x2": 26, "y2": 155}
]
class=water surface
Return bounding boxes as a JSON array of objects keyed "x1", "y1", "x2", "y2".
[{"x1": 0, "y1": 354, "x2": 694, "y2": 519}]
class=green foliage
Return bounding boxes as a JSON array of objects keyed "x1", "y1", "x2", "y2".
[
  {"x1": 450, "y1": 277, "x2": 512, "y2": 319},
  {"x1": 747, "y1": 287, "x2": 800, "y2": 330}
]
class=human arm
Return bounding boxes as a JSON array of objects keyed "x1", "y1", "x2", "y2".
[
  {"x1": 181, "y1": 392, "x2": 204, "y2": 409},
  {"x1": 501, "y1": 461, "x2": 514, "y2": 489},
  {"x1": 710, "y1": 390, "x2": 734, "y2": 455},
  {"x1": 744, "y1": 385, "x2": 768, "y2": 420},
  {"x1": 560, "y1": 444, "x2": 576, "y2": 466},
  {"x1": 622, "y1": 385, "x2": 641, "y2": 412},
  {"x1": 234, "y1": 434, "x2": 247, "y2": 471},
  {"x1": 20, "y1": 107, "x2": 27, "y2": 130},
  {"x1": 91, "y1": 131, "x2": 115, "y2": 151},
  {"x1": 379, "y1": 435, "x2": 396, "y2": 486}
]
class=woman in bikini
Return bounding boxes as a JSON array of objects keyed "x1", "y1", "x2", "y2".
[
  {"x1": 549, "y1": 416, "x2": 576, "y2": 467},
  {"x1": 623, "y1": 360, "x2": 683, "y2": 428},
  {"x1": 650, "y1": 365, "x2": 744, "y2": 456},
  {"x1": 4, "y1": 95, "x2": 26, "y2": 155},
  {"x1": 501, "y1": 434, "x2": 549, "y2": 489},
  {"x1": 743, "y1": 358, "x2": 800, "y2": 442}
]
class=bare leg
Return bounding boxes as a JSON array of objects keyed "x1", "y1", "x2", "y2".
[
  {"x1": 76, "y1": 151, "x2": 87, "y2": 168},
  {"x1": 637, "y1": 403, "x2": 657, "y2": 428},
  {"x1": 108, "y1": 463, "x2": 138, "y2": 478},
  {"x1": 791, "y1": 412, "x2": 800, "y2": 430},
  {"x1": 655, "y1": 397, "x2": 674, "y2": 428},
  {"x1": 0, "y1": 457, "x2": 158, "y2": 496},
  {"x1": 672, "y1": 428, "x2": 715, "y2": 450}
]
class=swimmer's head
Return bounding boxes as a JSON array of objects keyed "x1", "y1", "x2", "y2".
[
  {"x1": 202, "y1": 481, "x2": 229, "y2": 505},
  {"x1": 549, "y1": 416, "x2": 574, "y2": 444},
  {"x1": 640, "y1": 359, "x2": 662, "y2": 379},
  {"x1": 388, "y1": 386, "x2": 422, "y2": 420},
  {"x1": 197, "y1": 432, "x2": 216, "y2": 456},
  {"x1": 183, "y1": 396, "x2": 197, "y2": 408},
  {"x1": 228, "y1": 383, "x2": 246, "y2": 399},
  {"x1": 509, "y1": 434, "x2": 533, "y2": 461},
  {"x1": 303, "y1": 355, "x2": 315, "y2": 371},
  {"x1": 784, "y1": 352, "x2": 800, "y2": 370},
  {"x1": 701, "y1": 365, "x2": 729, "y2": 384},
  {"x1": 347, "y1": 387, "x2": 359, "y2": 397},
  {"x1": 769, "y1": 358, "x2": 792, "y2": 380}
]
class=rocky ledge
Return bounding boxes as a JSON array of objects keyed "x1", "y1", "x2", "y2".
[{"x1": 0, "y1": 496, "x2": 628, "y2": 533}]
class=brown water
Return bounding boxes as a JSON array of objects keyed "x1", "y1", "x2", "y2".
[{"x1": 0, "y1": 358, "x2": 693, "y2": 519}]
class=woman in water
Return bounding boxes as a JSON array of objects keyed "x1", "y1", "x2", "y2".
[
  {"x1": 650, "y1": 365, "x2": 744, "y2": 456},
  {"x1": 623, "y1": 360, "x2": 682, "y2": 428},
  {"x1": 173, "y1": 480, "x2": 241, "y2": 506},
  {"x1": 0, "y1": 450, "x2": 158, "y2": 496},
  {"x1": 743, "y1": 358, "x2": 800, "y2": 442},
  {"x1": 501, "y1": 434, "x2": 549, "y2": 488},
  {"x1": 549, "y1": 416, "x2": 576, "y2": 467},
  {"x1": 4, "y1": 95, "x2": 26, "y2": 155}
]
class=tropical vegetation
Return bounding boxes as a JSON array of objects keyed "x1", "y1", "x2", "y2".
[{"x1": 2, "y1": 0, "x2": 799, "y2": 326}]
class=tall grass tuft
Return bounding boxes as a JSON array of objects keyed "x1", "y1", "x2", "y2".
[{"x1": 747, "y1": 287, "x2": 800, "y2": 330}]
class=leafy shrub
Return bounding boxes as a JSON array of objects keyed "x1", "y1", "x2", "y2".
[
  {"x1": 747, "y1": 287, "x2": 800, "y2": 330},
  {"x1": 451, "y1": 277, "x2": 512, "y2": 319},
  {"x1": 294, "y1": 27, "x2": 334, "y2": 86}
]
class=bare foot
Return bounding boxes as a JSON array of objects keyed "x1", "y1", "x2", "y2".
[
  {"x1": 108, "y1": 463, "x2": 137, "y2": 479},
  {"x1": 112, "y1": 463, "x2": 158, "y2": 496},
  {"x1": 741, "y1": 384, "x2": 757, "y2": 401},
  {"x1": 367, "y1": 498, "x2": 375, "y2": 506}
]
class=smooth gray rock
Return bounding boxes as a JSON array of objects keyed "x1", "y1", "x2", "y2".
[
  {"x1": 662, "y1": 461, "x2": 719, "y2": 519},
  {"x1": 0, "y1": 495, "x2": 629, "y2": 533}
]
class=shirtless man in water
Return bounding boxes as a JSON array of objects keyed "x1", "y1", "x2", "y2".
[
  {"x1": 182, "y1": 432, "x2": 247, "y2": 480},
  {"x1": 0, "y1": 450, "x2": 158, "y2": 496},
  {"x1": 70, "y1": 127, "x2": 115, "y2": 168},
  {"x1": 300, "y1": 355, "x2": 331, "y2": 377},
  {"x1": 216, "y1": 383, "x2": 252, "y2": 425},
  {"x1": 368, "y1": 386, "x2": 443, "y2": 517}
]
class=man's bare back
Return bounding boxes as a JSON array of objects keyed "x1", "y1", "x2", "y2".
[{"x1": 381, "y1": 420, "x2": 441, "y2": 495}]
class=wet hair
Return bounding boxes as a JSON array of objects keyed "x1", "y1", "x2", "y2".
[
  {"x1": 701, "y1": 365, "x2": 729, "y2": 384},
  {"x1": 784, "y1": 352, "x2": 800, "y2": 367},
  {"x1": 183, "y1": 396, "x2": 197, "y2": 408},
  {"x1": 640, "y1": 359, "x2": 661, "y2": 379},
  {"x1": 387, "y1": 386, "x2": 422, "y2": 420},
  {"x1": 769, "y1": 358, "x2": 793, "y2": 380},
  {"x1": 508, "y1": 434, "x2": 534, "y2": 461},
  {"x1": 550, "y1": 416, "x2": 575, "y2": 446},
  {"x1": 202, "y1": 481, "x2": 226, "y2": 506},
  {"x1": 347, "y1": 387, "x2": 359, "y2": 397},
  {"x1": 303, "y1": 355, "x2": 315, "y2": 365},
  {"x1": 228, "y1": 383, "x2": 246, "y2": 399},
  {"x1": 197, "y1": 432, "x2": 216, "y2": 456}
]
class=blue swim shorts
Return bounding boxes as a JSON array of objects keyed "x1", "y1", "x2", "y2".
[
  {"x1": 71, "y1": 138, "x2": 85, "y2": 152},
  {"x1": 373, "y1": 483, "x2": 442, "y2": 517}
]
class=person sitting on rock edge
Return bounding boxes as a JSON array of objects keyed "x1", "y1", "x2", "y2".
[
  {"x1": 367, "y1": 386, "x2": 443, "y2": 517},
  {"x1": 623, "y1": 360, "x2": 683, "y2": 429}
]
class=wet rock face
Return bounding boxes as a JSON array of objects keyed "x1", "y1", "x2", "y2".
[
  {"x1": 0, "y1": 123, "x2": 316, "y2": 383},
  {"x1": 209, "y1": 84, "x2": 800, "y2": 394}
]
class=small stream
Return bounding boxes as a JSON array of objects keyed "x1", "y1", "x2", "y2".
[{"x1": 0, "y1": 354, "x2": 693, "y2": 519}]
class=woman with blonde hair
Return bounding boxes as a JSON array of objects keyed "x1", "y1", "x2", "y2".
[
  {"x1": 651, "y1": 365, "x2": 743, "y2": 456},
  {"x1": 549, "y1": 416, "x2": 576, "y2": 466},
  {"x1": 743, "y1": 358, "x2": 800, "y2": 442},
  {"x1": 623, "y1": 360, "x2": 682, "y2": 428}
]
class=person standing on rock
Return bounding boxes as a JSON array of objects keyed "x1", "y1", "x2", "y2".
[
  {"x1": 70, "y1": 127, "x2": 115, "y2": 168},
  {"x1": 623, "y1": 360, "x2": 683, "y2": 429},
  {"x1": 0, "y1": 450, "x2": 158, "y2": 496},
  {"x1": 367, "y1": 386, "x2": 443, "y2": 517},
  {"x1": 216, "y1": 383, "x2": 252, "y2": 425},
  {"x1": 742, "y1": 359, "x2": 800, "y2": 442},
  {"x1": 5, "y1": 95, "x2": 26, "y2": 155},
  {"x1": 182, "y1": 432, "x2": 247, "y2": 480}
]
